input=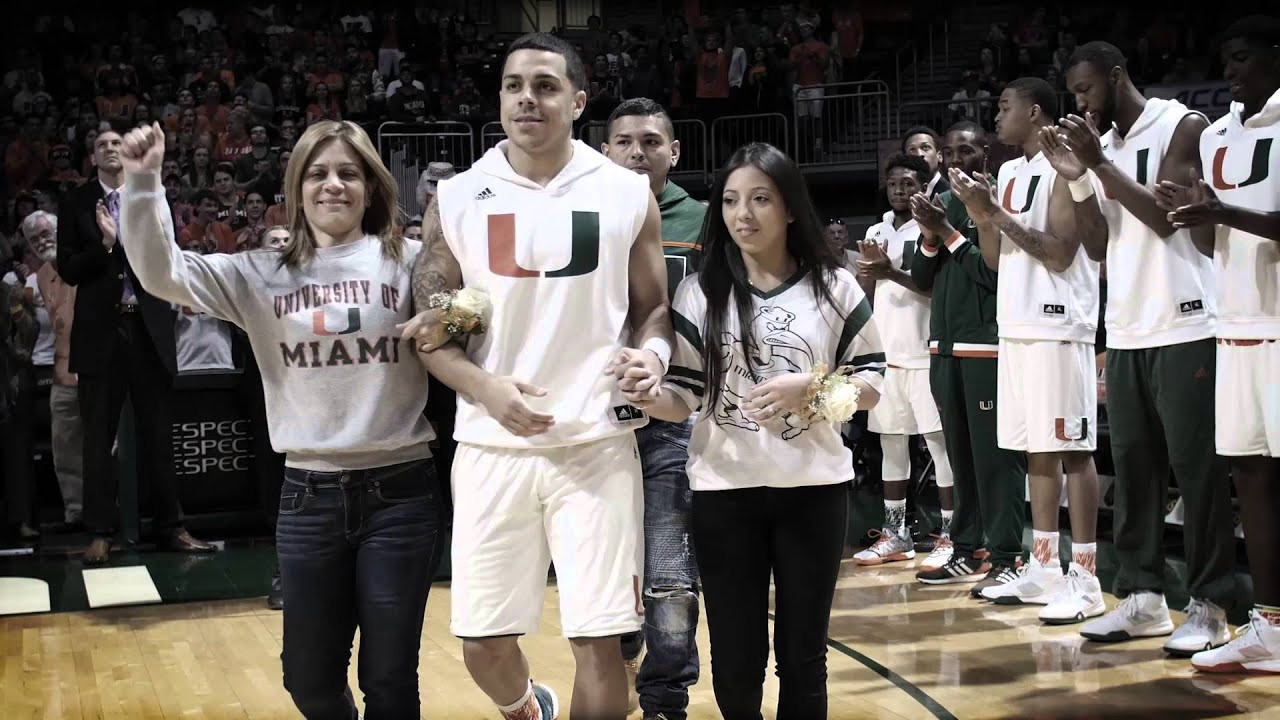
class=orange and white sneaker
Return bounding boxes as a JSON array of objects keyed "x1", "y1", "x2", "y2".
[
  {"x1": 853, "y1": 529, "x2": 916, "y2": 566},
  {"x1": 919, "y1": 535, "x2": 954, "y2": 572}
]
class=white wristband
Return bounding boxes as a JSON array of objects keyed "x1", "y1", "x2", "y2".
[
  {"x1": 1068, "y1": 175, "x2": 1095, "y2": 203},
  {"x1": 642, "y1": 338, "x2": 672, "y2": 374}
]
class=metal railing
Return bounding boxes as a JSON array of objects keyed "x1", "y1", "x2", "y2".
[
  {"x1": 792, "y1": 87, "x2": 891, "y2": 166},
  {"x1": 576, "y1": 118, "x2": 711, "y2": 184},
  {"x1": 480, "y1": 121, "x2": 506, "y2": 150},
  {"x1": 895, "y1": 92, "x2": 1080, "y2": 138},
  {"x1": 894, "y1": 19, "x2": 951, "y2": 101},
  {"x1": 376, "y1": 121, "x2": 476, "y2": 217},
  {"x1": 710, "y1": 113, "x2": 790, "y2": 169}
]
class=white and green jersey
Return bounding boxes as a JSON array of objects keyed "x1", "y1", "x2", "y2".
[
  {"x1": 995, "y1": 151, "x2": 1100, "y2": 342},
  {"x1": 1199, "y1": 88, "x2": 1280, "y2": 339},
  {"x1": 665, "y1": 269, "x2": 886, "y2": 491},
  {"x1": 1093, "y1": 97, "x2": 1216, "y2": 349},
  {"x1": 863, "y1": 211, "x2": 930, "y2": 369}
]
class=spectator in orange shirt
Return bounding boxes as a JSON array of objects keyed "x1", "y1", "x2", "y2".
[
  {"x1": 164, "y1": 172, "x2": 195, "y2": 233},
  {"x1": 831, "y1": 0, "x2": 864, "y2": 81},
  {"x1": 790, "y1": 20, "x2": 830, "y2": 158},
  {"x1": 179, "y1": 190, "x2": 238, "y2": 254},
  {"x1": 235, "y1": 191, "x2": 269, "y2": 251},
  {"x1": 306, "y1": 82, "x2": 343, "y2": 124},
  {"x1": 307, "y1": 52, "x2": 346, "y2": 95},
  {"x1": 695, "y1": 28, "x2": 734, "y2": 120},
  {"x1": 215, "y1": 108, "x2": 254, "y2": 164},
  {"x1": 4, "y1": 115, "x2": 48, "y2": 194},
  {"x1": 263, "y1": 149, "x2": 292, "y2": 227},
  {"x1": 94, "y1": 70, "x2": 138, "y2": 121},
  {"x1": 197, "y1": 81, "x2": 231, "y2": 136},
  {"x1": 47, "y1": 144, "x2": 85, "y2": 193}
]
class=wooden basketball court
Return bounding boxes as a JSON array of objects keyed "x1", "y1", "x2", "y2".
[{"x1": 3, "y1": 558, "x2": 1278, "y2": 719}]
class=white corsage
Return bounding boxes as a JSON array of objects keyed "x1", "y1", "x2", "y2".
[
  {"x1": 805, "y1": 363, "x2": 862, "y2": 423},
  {"x1": 428, "y1": 287, "x2": 492, "y2": 339}
]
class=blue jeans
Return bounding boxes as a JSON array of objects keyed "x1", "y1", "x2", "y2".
[
  {"x1": 622, "y1": 419, "x2": 700, "y2": 720},
  {"x1": 276, "y1": 458, "x2": 445, "y2": 720}
]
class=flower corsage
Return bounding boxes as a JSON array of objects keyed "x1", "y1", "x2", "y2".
[
  {"x1": 804, "y1": 363, "x2": 862, "y2": 423},
  {"x1": 427, "y1": 287, "x2": 492, "y2": 339}
]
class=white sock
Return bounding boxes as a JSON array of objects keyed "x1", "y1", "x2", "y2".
[
  {"x1": 940, "y1": 509, "x2": 954, "y2": 538},
  {"x1": 1031, "y1": 530, "x2": 1060, "y2": 568},
  {"x1": 1071, "y1": 541, "x2": 1097, "y2": 575},
  {"x1": 497, "y1": 681, "x2": 540, "y2": 720}
]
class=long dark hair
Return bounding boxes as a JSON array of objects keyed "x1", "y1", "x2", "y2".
[{"x1": 698, "y1": 142, "x2": 842, "y2": 413}]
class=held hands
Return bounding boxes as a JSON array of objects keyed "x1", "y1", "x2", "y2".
[
  {"x1": 1155, "y1": 168, "x2": 1222, "y2": 228},
  {"x1": 605, "y1": 347, "x2": 665, "y2": 407},
  {"x1": 948, "y1": 167, "x2": 998, "y2": 223},
  {"x1": 118, "y1": 122, "x2": 166, "y2": 174},
  {"x1": 741, "y1": 372, "x2": 812, "y2": 423},
  {"x1": 95, "y1": 201, "x2": 117, "y2": 247},
  {"x1": 1038, "y1": 125, "x2": 1087, "y2": 181},
  {"x1": 856, "y1": 239, "x2": 893, "y2": 280}
]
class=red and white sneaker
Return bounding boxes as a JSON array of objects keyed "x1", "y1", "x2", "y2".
[{"x1": 853, "y1": 529, "x2": 916, "y2": 566}]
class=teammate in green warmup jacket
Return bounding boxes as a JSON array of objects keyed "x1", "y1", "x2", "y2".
[{"x1": 909, "y1": 121, "x2": 1029, "y2": 589}]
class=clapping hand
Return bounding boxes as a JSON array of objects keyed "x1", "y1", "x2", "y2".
[
  {"x1": 910, "y1": 192, "x2": 949, "y2": 242},
  {"x1": 1155, "y1": 168, "x2": 1222, "y2": 228},
  {"x1": 1038, "y1": 125, "x2": 1087, "y2": 181},
  {"x1": 948, "y1": 167, "x2": 998, "y2": 223},
  {"x1": 856, "y1": 239, "x2": 893, "y2": 280}
]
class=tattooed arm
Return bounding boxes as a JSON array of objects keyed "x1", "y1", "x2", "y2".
[
  {"x1": 397, "y1": 197, "x2": 555, "y2": 437},
  {"x1": 990, "y1": 176, "x2": 1083, "y2": 273}
]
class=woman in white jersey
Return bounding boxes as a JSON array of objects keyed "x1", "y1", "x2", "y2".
[
  {"x1": 632, "y1": 143, "x2": 886, "y2": 718},
  {"x1": 115, "y1": 120, "x2": 444, "y2": 719}
]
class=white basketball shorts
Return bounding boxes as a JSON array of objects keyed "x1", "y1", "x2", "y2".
[
  {"x1": 997, "y1": 339, "x2": 1097, "y2": 453},
  {"x1": 1215, "y1": 339, "x2": 1280, "y2": 457},
  {"x1": 868, "y1": 365, "x2": 941, "y2": 435},
  {"x1": 449, "y1": 433, "x2": 644, "y2": 638}
]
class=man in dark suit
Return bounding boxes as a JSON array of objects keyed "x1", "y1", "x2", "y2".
[{"x1": 56, "y1": 118, "x2": 214, "y2": 565}]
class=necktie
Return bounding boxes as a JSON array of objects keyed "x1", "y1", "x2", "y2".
[{"x1": 106, "y1": 190, "x2": 137, "y2": 303}]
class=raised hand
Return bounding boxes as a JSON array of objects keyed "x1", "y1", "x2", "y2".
[
  {"x1": 1039, "y1": 125, "x2": 1087, "y2": 181},
  {"x1": 118, "y1": 122, "x2": 166, "y2": 174},
  {"x1": 856, "y1": 238, "x2": 893, "y2": 280},
  {"x1": 95, "y1": 200, "x2": 117, "y2": 248},
  {"x1": 1057, "y1": 113, "x2": 1106, "y2": 169},
  {"x1": 949, "y1": 167, "x2": 998, "y2": 223},
  {"x1": 910, "y1": 192, "x2": 950, "y2": 240}
]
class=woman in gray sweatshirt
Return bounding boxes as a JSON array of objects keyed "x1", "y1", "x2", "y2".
[{"x1": 117, "y1": 119, "x2": 443, "y2": 720}]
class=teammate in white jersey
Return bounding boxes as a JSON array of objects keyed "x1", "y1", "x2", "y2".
[
  {"x1": 1156, "y1": 16, "x2": 1280, "y2": 675},
  {"x1": 401, "y1": 34, "x2": 672, "y2": 718},
  {"x1": 1045, "y1": 41, "x2": 1239, "y2": 655},
  {"x1": 853, "y1": 153, "x2": 953, "y2": 567},
  {"x1": 630, "y1": 142, "x2": 885, "y2": 718},
  {"x1": 950, "y1": 77, "x2": 1105, "y2": 624}
]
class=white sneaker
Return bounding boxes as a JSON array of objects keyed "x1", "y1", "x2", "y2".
[
  {"x1": 919, "y1": 536, "x2": 954, "y2": 571},
  {"x1": 1191, "y1": 610, "x2": 1280, "y2": 674},
  {"x1": 1164, "y1": 599, "x2": 1230, "y2": 657},
  {"x1": 981, "y1": 559, "x2": 1063, "y2": 605},
  {"x1": 1079, "y1": 591, "x2": 1174, "y2": 642},
  {"x1": 1038, "y1": 564, "x2": 1105, "y2": 625},
  {"x1": 854, "y1": 529, "x2": 916, "y2": 566}
]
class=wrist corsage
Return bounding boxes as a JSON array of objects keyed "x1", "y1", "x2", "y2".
[
  {"x1": 427, "y1": 287, "x2": 492, "y2": 339},
  {"x1": 804, "y1": 363, "x2": 862, "y2": 423}
]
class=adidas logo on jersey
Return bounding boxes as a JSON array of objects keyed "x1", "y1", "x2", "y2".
[
  {"x1": 475, "y1": 187, "x2": 496, "y2": 200},
  {"x1": 1178, "y1": 299, "x2": 1205, "y2": 314},
  {"x1": 613, "y1": 405, "x2": 645, "y2": 422},
  {"x1": 1041, "y1": 303, "x2": 1066, "y2": 316},
  {"x1": 1216, "y1": 127, "x2": 1228, "y2": 136}
]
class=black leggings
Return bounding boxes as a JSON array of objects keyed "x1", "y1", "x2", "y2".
[{"x1": 691, "y1": 482, "x2": 848, "y2": 720}]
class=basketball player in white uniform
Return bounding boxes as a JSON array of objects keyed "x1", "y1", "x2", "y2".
[
  {"x1": 400, "y1": 33, "x2": 672, "y2": 718},
  {"x1": 1045, "y1": 41, "x2": 1238, "y2": 655},
  {"x1": 1157, "y1": 16, "x2": 1280, "y2": 674},
  {"x1": 950, "y1": 77, "x2": 1105, "y2": 624},
  {"x1": 853, "y1": 153, "x2": 953, "y2": 566}
]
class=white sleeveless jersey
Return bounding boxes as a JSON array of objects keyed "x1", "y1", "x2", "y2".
[
  {"x1": 864, "y1": 211, "x2": 930, "y2": 368},
  {"x1": 1199, "y1": 88, "x2": 1280, "y2": 340},
  {"x1": 996, "y1": 151, "x2": 1100, "y2": 342},
  {"x1": 437, "y1": 140, "x2": 653, "y2": 448},
  {"x1": 1094, "y1": 98, "x2": 1216, "y2": 348}
]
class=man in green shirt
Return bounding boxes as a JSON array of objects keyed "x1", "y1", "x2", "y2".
[
  {"x1": 602, "y1": 97, "x2": 706, "y2": 720},
  {"x1": 910, "y1": 121, "x2": 1028, "y2": 593}
]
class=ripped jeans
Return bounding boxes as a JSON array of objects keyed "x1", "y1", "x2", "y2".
[{"x1": 621, "y1": 418, "x2": 700, "y2": 720}]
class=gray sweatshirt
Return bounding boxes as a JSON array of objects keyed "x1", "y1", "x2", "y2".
[{"x1": 120, "y1": 169, "x2": 434, "y2": 471}]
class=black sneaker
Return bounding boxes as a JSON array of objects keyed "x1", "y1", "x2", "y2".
[
  {"x1": 267, "y1": 567, "x2": 284, "y2": 610},
  {"x1": 971, "y1": 563, "x2": 1021, "y2": 599},
  {"x1": 916, "y1": 553, "x2": 991, "y2": 584}
]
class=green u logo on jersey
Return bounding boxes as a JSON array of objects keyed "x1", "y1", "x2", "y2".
[
  {"x1": 1212, "y1": 138, "x2": 1273, "y2": 191},
  {"x1": 487, "y1": 211, "x2": 601, "y2": 278},
  {"x1": 1000, "y1": 175, "x2": 1041, "y2": 213}
]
